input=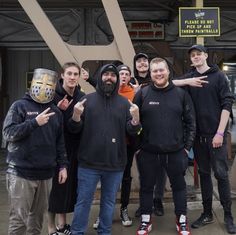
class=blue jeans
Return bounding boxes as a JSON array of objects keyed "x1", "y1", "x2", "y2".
[{"x1": 71, "y1": 167, "x2": 123, "y2": 235}]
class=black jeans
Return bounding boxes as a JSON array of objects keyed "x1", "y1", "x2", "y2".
[
  {"x1": 136, "y1": 149, "x2": 188, "y2": 216},
  {"x1": 194, "y1": 136, "x2": 232, "y2": 215},
  {"x1": 120, "y1": 145, "x2": 136, "y2": 208}
]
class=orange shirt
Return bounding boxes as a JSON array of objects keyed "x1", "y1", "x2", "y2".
[{"x1": 118, "y1": 85, "x2": 135, "y2": 101}]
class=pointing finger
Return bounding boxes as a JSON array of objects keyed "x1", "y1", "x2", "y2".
[
  {"x1": 41, "y1": 107, "x2": 51, "y2": 114},
  {"x1": 134, "y1": 77, "x2": 139, "y2": 85},
  {"x1": 62, "y1": 95, "x2": 68, "y2": 100},
  {"x1": 46, "y1": 112, "x2": 55, "y2": 117},
  {"x1": 68, "y1": 99, "x2": 73, "y2": 106},
  {"x1": 128, "y1": 99, "x2": 135, "y2": 107},
  {"x1": 198, "y1": 76, "x2": 208, "y2": 80},
  {"x1": 80, "y1": 98, "x2": 87, "y2": 105}
]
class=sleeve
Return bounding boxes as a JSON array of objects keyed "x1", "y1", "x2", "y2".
[
  {"x1": 218, "y1": 73, "x2": 235, "y2": 112},
  {"x1": 67, "y1": 117, "x2": 84, "y2": 134},
  {"x1": 56, "y1": 112, "x2": 69, "y2": 168},
  {"x1": 133, "y1": 88, "x2": 143, "y2": 109},
  {"x1": 182, "y1": 91, "x2": 196, "y2": 151},
  {"x1": 2, "y1": 102, "x2": 39, "y2": 142}
]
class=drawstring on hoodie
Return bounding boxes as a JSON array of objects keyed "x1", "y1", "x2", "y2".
[
  {"x1": 199, "y1": 136, "x2": 207, "y2": 143},
  {"x1": 156, "y1": 153, "x2": 169, "y2": 166}
]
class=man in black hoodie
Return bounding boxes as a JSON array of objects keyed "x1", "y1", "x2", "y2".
[
  {"x1": 68, "y1": 64, "x2": 141, "y2": 235},
  {"x1": 183, "y1": 45, "x2": 236, "y2": 234},
  {"x1": 2, "y1": 68, "x2": 68, "y2": 235},
  {"x1": 133, "y1": 53, "x2": 168, "y2": 219},
  {"x1": 134, "y1": 57, "x2": 195, "y2": 235},
  {"x1": 48, "y1": 62, "x2": 85, "y2": 235}
]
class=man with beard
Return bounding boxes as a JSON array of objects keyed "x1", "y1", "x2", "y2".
[
  {"x1": 68, "y1": 64, "x2": 141, "y2": 235},
  {"x1": 134, "y1": 57, "x2": 195, "y2": 235}
]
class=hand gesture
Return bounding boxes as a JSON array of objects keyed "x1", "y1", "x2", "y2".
[
  {"x1": 72, "y1": 98, "x2": 87, "y2": 122},
  {"x1": 81, "y1": 68, "x2": 89, "y2": 81},
  {"x1": 189, "y1": 76, "x2": 208, "y2": 87},
  {"x1": 129, "y1": 100, "x2": 140, "y2": 125},
  {"x1": 36, "y1": 108, "x2": 55, "y2": 126},
  {"x1": 57, "y1": 95, "x2": 73, "y2": 111},
  {"x1": 130, "y1": 78, "x2": 142, "y2": 93}
]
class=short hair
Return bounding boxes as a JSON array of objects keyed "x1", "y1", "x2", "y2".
[
  {"x1": 61, "y1": 62, "x2": 81, "y2": 75},
  {"x1": 149, "y1": 57, "x2": 170, "y2": 72}
]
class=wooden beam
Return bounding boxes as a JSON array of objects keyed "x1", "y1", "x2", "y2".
[
  {"x1": 195, "y1": 0, "x2": 204, "y2": 45},
  {"x1": 18, "y1": 0, "x2": 135, "y2": 72}
]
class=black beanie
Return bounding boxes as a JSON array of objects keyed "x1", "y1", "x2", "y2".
[{"x1": 101, "y1": 64, "x2": 119, "y2": 78}]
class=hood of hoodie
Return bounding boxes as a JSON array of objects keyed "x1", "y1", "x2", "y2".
[
  {"x1": 150, "y1": 79, "x2": 175, "y2": 92},
  {"x1": 189, "y1": 64, "x2": 220, "y2": 77},
  {"x1": 96, "y1": 64, "x2": 120, "y2": 97},
  {"x1": 55, "y1": 78, "x2": 81, "y2": 99}
]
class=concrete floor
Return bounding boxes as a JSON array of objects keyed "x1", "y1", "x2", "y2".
[
  {"x1": 1, "y1": 112, "x2": 236, "y2": 234},
  {"x1": 0, "y1": 153, "x2": 236, "y2": 235}
]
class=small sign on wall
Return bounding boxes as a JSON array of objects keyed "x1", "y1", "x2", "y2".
[
  {"x1": 126, "y1": 21, "x2": 164, "y2": 40},
  {"x1": 179, "y1": 7, "x2": 220, "y2": 37}
]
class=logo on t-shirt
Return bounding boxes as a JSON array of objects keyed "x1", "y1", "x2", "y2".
[{"x1": 149, "y1": 101, "x2": 160, "y2": 105}]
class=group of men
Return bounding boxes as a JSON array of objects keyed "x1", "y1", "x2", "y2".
[{"x1": 2, "y1": 44, "x2": 236, "y2": 235}]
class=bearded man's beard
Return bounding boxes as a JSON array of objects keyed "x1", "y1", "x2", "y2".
[{"x1": 101, "y1": 82, "x2": 116, "y2": 96}]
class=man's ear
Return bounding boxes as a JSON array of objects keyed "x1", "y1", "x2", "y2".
[{"x1": 205, "y1": 53, "x2": 208, "y2": 59}]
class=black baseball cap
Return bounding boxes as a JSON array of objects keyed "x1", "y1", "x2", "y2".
[
  {"x1": 188, "y1": 44, "x2": 207, "y2": 54},
  {"x1": 117, "y1": 64, "x2": 131, "y2": 74},
  {"x1": 135, "y1": 52, "x2": 149, "y2": 60}
]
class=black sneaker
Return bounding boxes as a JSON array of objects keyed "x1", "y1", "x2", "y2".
[
  {"x1": 56, "y1": 224, "x2": 71, "y2": 235},
  {"x1": 225, "y1": 215, "x2": 236, "y2": 234},
  {"x1": 191, "y1": 213, "x2": 214, "y2": 229},
  {"x1": 135, "y1": 207, "x2": 141, "y2": 218},
  {"x1": 120, "y1": 207, "x2": 132, "y2": 226},
  {"x1": 153, "y1": 198, "x2": 164, "y2": 216}
]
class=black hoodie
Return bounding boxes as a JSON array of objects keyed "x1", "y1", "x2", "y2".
[
  {"x1": 183, "y1": 65, "x2": 234, "y2": 137},
  {"x1": 2, "y1": 93, "x2": 68, "y2": 180},
  {"x1": 68, "y1": 64, "x2": 141, "y2": 171},
  {"x1": 134, "y1": 81, "x2": 196, "y2": 153},
  {"x1": 54, "y1": 79, "x2": 85, "y2": 142}
]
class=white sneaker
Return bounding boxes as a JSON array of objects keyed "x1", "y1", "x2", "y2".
[{"x1": 120, "y1": 207, "x2": 132, "y2": 226}]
